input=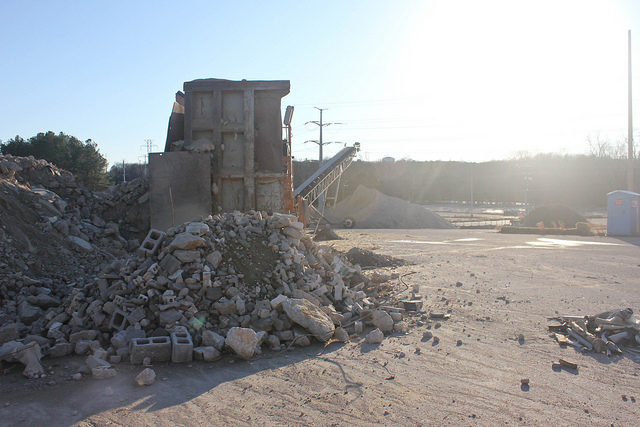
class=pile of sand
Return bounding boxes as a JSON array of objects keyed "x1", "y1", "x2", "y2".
[{"x1": 328, "y1": 185, "x2": 453, "y2": 229}]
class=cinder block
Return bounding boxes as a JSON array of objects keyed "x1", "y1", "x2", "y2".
[
  {"x1": 129, "y1": 336, "x2": 172, "y2": 364},
  {"x1": 171, "y1": 328, "x2": 193, "y2": 363},
  {"x1": 109, "y1": 308, "x2": 129, "y2": 331},
  {"x1": 402, "y1": 300, "x2": 423, "y2": 312},
  {"x1": 139, "y1": 229, "x2": 165, "y2": 256}
]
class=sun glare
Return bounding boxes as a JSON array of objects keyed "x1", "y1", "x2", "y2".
[{"x1": 384, "y1": 0, "x2": 630, "y2": 160}]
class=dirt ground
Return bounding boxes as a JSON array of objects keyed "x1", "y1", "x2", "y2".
[{"x1": 2, "y1": 229, "x2": 639, "y2": 426}]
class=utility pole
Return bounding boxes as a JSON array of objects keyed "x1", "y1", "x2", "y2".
[
  {"x1": 139, "y1": 139, "x2": 157, "y2": 176},
  {"x1": 628, "y1": 29, "x2": 634, "y2": 192},
  {"x1": 305, "y1": 107, "x2": 342, "y2": 166},
  {"x1": 122, "y1": 160, "x2": 126, "y2": 183}
]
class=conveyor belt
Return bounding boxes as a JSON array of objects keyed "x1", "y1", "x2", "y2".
[{"x1": 294, "y1": 145, "x2": 358, "y2": 204}]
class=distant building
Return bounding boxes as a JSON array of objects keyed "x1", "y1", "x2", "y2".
[{"x1": 381, "y1": 157, "x2": 395, "y2": 163}]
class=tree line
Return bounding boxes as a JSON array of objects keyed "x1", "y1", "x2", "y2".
[
  {"x1": 2, "y1": 131, "x2": 637, "y2": 207},
  {"x1": 294, "y1": 154, "x2": 640, "y2": 208}
]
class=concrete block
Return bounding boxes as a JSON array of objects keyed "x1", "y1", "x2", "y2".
[
  {"x1": 129, "y1": 336, "x2": 171, "y2": 364},
  {"x1": 109, "y1": 308, "x2": 129, "y2": 331},
  {"x1": 139, "y1": 229, "x2": 165, "y2": 256},
  {"x1": 113, "y1": 295, "x2": 125, "y2": 308},
  {"x1": 402, "y1": 300, "x2": 423, "y2": 312},
  {"x1": 171, "y1": 328, "x2": 193, "y2": 363}
]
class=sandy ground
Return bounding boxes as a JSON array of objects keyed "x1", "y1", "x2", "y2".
[{"x1": 1, "y1": 229, "x2": 639, "y2": 426}]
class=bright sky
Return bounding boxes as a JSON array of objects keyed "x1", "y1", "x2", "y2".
[{"x1": 1, "y1": 0, "x2": 639, "y2": 166}]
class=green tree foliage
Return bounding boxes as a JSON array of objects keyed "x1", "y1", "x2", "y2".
[{"x1": 1, "y1": 131, "x2": 110, "y2": 190}]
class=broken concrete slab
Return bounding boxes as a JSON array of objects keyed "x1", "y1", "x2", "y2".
[{"x1": 282, "y1": 298, "x2": 335, "y2": 342}]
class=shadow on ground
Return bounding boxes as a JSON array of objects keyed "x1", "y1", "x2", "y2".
[
  {"x1": 613, "y1": 236, "x2": 640, "y2": 247},
  {"x1": 0, "y1": 342, "x2": 347, "y2": 427}
]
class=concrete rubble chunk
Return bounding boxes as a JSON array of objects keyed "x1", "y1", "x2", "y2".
[
  {"x1": 18, "y1": 301, "x2": 42, "y2": 325},
  {"x1": 68, "y1": 235, "x2": 93, "y2": 252},
  {"x1": 0, "y1": 341, "x2": 44, "y2": 379},
  {"x1": 0, "y1": 323, "x2": 20, "y2": 345},
  {"x1": 226, "y1": 327, "x2": 259, "y2": 360},
  {"x1": 70, "y1": 330, "x2": 99, "y2": 343},
  {"x1": 202, "y1": 330, "x2": 225, "y2": 350},
  {"x1": 282, "y1": 298, "x2": 335, "y2": 342},
  {"x1": 49, "y1": 342, "x2": 73, "y2": 358},
  {"x1": 92, "y1": 366, "x2": 117, "y2": 379},
  {"x1": 366, "y1": 328, "x2": 384, "y2": 344},
  {"x1": 193, "y1": 346, "x2": 221, "y2": 362},
  {"x1": 333, "y1": 327, "x2": 349, "y2": 342},
  {"x1": 26, "y1": 294, "x2": 61, "y2": 308},
  {"x1": 270, "y1": 294, "x2": 288, "y2": 310},
  {"x1": 173, "y1": 249, "x2": 201, "y2": 263},
  {"x1": 135, "y1": 368, "x2": 156, "y2": 386},
  {"x1": 159, "y1": 253, "x2": 181, "y2": 275},
  {"x1": 86, "y1": 354, "x2": 111, "y2": 370},
  {"x1": 372, "y1": 310, "x2": 394, "y2": 334},
  {"x1": 393, "y1": 321, "x2": 409, "y2": 334},
  {"x1": 206, "y1": 251, "x2": 222, "y2": 268},
  {"x1": 282, "y1": 226, "x2": 303, "y2": 240},
  {"x1": 169, "y1": 232, "x2": 207, "y2": 251},
  {"x1": 186, "y1": 222, "x2": 210, "y2": 235}
]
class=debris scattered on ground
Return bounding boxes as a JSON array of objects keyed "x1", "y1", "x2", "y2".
[
  {"x1": 135, "y1": 368, "x2": 156, "y2": 386},
  {"x1": 345, "y1": 247, "x2": 406, "y2": 268},
  {"x1": 429, "y1": 312, "x2": 451, "y2": 320},
  {"x1": 365, "y1": 328, "x2": 384, "y2": 344},
  {"x1": 548, "y1": 308, "x2": 640, "y2": 357},
  {"x1": 327, "y1": 185, "x2": 454, "y2": 229},
  {"x1": 552, "y1": 358, "x2": 579, "y2": 371},
  {"x1": 0, "y1": 341, "x2": 44, "y2": 378},
  {"x1": 312, "y1": 225, "x2": 343, "y2": 242}
]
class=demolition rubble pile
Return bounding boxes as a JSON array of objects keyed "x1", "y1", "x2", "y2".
[
  {"x1": 1, "y1": 210, "x2": 409, "y2": 378},
  {"x1": 0, "y1": 155, "x2": 149, "y2": 283},
  {"x1": 92, "y1": 178, "x2": 150, "y2": 241},
  {"x1": 548, "y1": 308, "x2": 640, "y2": 357}
]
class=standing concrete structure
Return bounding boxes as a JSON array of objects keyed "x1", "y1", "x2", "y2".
[{"x1": 150, "y1": 78, "x2": 294, "y2": 230}]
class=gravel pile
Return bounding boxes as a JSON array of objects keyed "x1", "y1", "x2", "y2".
[{"x1": 328, "y1": 185, "x2": 453, "y2": 229}]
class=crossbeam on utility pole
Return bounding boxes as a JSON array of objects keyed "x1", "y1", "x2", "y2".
[{"x1": 305, "y1": 107, "x2": 342, "y2": 167}]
